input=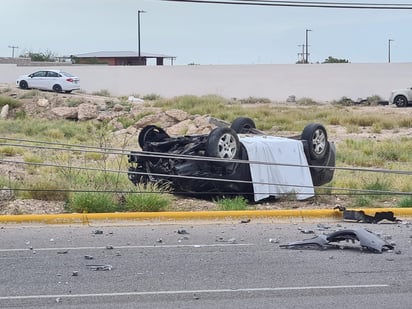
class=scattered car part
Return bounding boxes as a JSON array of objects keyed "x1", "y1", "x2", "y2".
[
  {"x1": 334, "y1": 206, "x2": 399, "y2": 223},
  {"x1": 280, "y1": 228, "x2": 394, "y2": 253},
  {"x1": 87, "y1": 264, "x2": 113, "y2": 271},
  {"x1": 128, "y1": 117, "x2": 336, "y2": 202}
]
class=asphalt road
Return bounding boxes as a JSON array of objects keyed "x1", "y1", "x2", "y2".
[{"x1": 0, "y1": 220, "x2": 411, "y2": 309}]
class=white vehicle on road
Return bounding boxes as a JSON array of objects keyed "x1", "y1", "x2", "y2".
[
  {"x1": 388, "y1": 87, "x2": 412, "y2": 107},
  {"x1": 16, "y1": 69, "x2": 80, "y2": 93}
]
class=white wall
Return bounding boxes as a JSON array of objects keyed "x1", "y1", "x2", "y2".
[{"x1": 2, "y1": 63, "x2": 412, "y2": 102}]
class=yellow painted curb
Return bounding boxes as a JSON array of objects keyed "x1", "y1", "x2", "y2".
[{"x1": 0, "y1": 208, "x2": 411, "y2": 224}]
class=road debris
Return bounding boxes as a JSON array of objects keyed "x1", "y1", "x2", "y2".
[
  {"x1": 240, "y1": 219, "x2": 251, "y2": 224},
  {"x1": 298, "y1": 227, "x2": 315, "y2": 234},
  {"x1": 87, "y1": 264, "x2": 113, "y2": 271},
  {"x1": 317, "y1": 223, "x2": 331, "y2": 230},
  {"x1": 177, "y1": 229, "x2": 189, "y2": 235},
  {"x1": 334, "y1": 206, "x2": 400, "y2": 223},
  {"x1": 84, "y1": 255, "x2": 94, "y2": 260},
  {"x1": 216, "y1": 237, "x2": 237, "y2": 244},
  {"x1": 280, "y1": 228, "x2": 394, "y2": 253},
  {"x1": 92, "y1": 230, "x2": 104, "y2": 235}
]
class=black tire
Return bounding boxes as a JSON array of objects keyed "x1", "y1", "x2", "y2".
[
  {"x1": 394, "y1": 95, "x2": 408, "y2": 108},
  {"x1": 206, "y1": 127, "x2": 240, "y2": 159},
  {"x1": 53, "y1": 84, "x2": 63, "y2": 93},
  {"x1": 19, "y1": 80, "x2": 28, "y2": 89},
  {"x1": 230, "y1": 117, "x2": 256, "y2": 133},
  {"x1": 301, "y1": 123, "x2": 329, "y2": 161},
  {"x1": 138, "y1": 125, "x2": 169, "y2": 148}
]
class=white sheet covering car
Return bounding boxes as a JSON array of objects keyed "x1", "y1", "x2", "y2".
[
  {"x1": 16, "y1": 69, "x2": 80, "y2": 93},
  {"x1": 240, "y1": 136, "x2": 314, "y2": 201}
]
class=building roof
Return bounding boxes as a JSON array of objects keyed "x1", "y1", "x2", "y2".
[{"x1": 74, "y1": 51, "x2": 175, "y2": 59}]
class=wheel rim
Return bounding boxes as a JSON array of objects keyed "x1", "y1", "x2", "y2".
[
  {"x1": 312, "y1": 129, "x2": 326, "y2": 155},
  {"x1": 217, "y1": 133, "x2": 238, "y2": 159},
  {"x1": 396, "y1": 97, "x2": 406, "y2": 107}
]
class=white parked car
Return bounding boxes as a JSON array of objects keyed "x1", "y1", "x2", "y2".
[
  {"x1": 16, "y1": 69, "x2": 80, "y2": 93},
  {"x1": 388, "y1": 87, "x2": 412, "y2": 107}
]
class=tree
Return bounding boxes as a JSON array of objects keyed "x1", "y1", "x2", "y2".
[
  {"x1": 19, "y1": 49, "x2": 57, "y2": 62},
  {"x1": 322, "y1": 56, "x2": 349, "y2": 64}
]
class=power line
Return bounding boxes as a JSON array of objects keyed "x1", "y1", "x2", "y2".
[
  {"x1": 161, "y1": 0, "x2": 412, "y2": 9},
  {"x1": 2, "y1": 138, "x2": 412, "y2": 175}
]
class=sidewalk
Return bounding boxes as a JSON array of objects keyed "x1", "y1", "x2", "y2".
[{"x1": 1, "y1": 208, "x2": 411, "y2": 225}]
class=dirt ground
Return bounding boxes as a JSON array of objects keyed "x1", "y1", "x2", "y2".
[{"x1": 1, "y1": 84, "x2": 411, "y2": 215}]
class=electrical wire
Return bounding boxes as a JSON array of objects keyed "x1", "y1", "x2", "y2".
[
  {"x1": 161, "y1": 0, "x2": 412, "y2": 9},
  {"x1": 2, "y1": 137, "x2": 412, "y2": 175}
]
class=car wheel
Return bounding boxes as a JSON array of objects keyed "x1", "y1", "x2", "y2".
[
  {"x1": 394, "y1": 95, "x2": 408, "y2": 107},
  {"x1": 230, "y1": 117, "x2": 256, "y2": 133},
  {"x1": 19, "y1": 80, "x2": 28, "y2": 89},
  {"x1": 206, "y1": 127, "x2": 240, "y2": 159},
  {"x1": 53, "y1": 84, "x2": 63, "y2": 92},
  {"x1": 301, "y1": 123, "x2": 329, "y2": 161},
  {"x1": 138, "y1": 125, "x2": 169, "y2": 149}
]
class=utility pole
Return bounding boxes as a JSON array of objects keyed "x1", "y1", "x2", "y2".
[
  {"x1": 388, "y1": 39, "x2": 394, "y2": 63},
  {"x1": 305, "y1": 29, "x2": 312, "y2": 63},
  {"x1": 8, "y1": 45, "x2": 19, "y2": 58},
  {"x1": 137, "y1": 10, "x2": 147, "y2": 58}
]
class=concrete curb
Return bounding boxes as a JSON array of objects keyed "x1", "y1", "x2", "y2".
[{"x1": 0, "y1": 208, "x2": 411, "y2": 225}]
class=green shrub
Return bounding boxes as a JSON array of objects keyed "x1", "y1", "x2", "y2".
[
  {"x1": 124, "y1": 192, "x2": 171, "y2": 212},
  {"x1": 217, "y1": 196, "x2": 249, "y2": 211},
  {"x1": 0, "y1": 146, "x2": 22, "y2": 156},
  {"x1": 352, "y1": 195, "x2": 373, "y2": 207},
  {"x1": 18, "y1": 89, "x2": 39, "y2": 99},
  {"x1": 92, "y1": 89, "x2": 111, "y2": 97},
  {"x1": 296, "y1": 97, "x2": 318, "y2": 105},
  {"x1": 332, "y1": 96, "x2": 355, "y2": 106},
  {"x1": 0, "y1": 96, "x2": 22, "y2": 109},
  {"x1": 67, "y1": 192, "x2": 118, "y2": 213},
  {"x1": 398, "y1": 196, "x2": 412, "y2": 208},
  {"x1": 366, "y1": 95, "x2": 382, "y2": 105},
  {"x1": 142, "y1": 93, "x2": 161, "y2": 101},
  {"x1": 239, "y1": 96, "x2": 271, "y2": 104},
  {"x1": 23, "y1": 180, "x2": 70, "y2": 201}
]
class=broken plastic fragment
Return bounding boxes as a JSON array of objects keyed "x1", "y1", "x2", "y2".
[{"x1": 280, "y1": 228, "x2": 394, "y2": 253}]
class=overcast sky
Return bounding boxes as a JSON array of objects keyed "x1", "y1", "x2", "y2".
[{"x1": 1, "y1": 0, "x2": 412, "y2": 65}]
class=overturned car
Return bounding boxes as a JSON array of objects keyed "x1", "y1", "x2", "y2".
[{"x1": 128, "y1": 117, "x2": 336, "y2": 202}]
